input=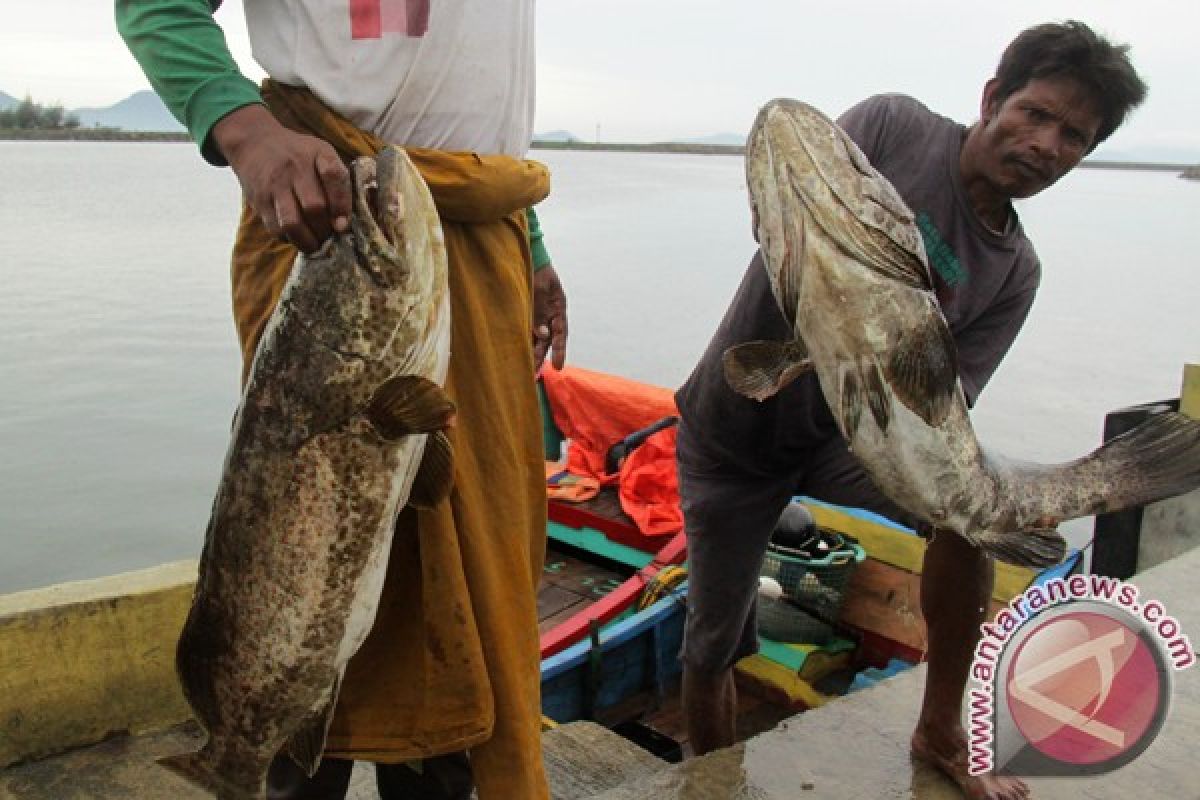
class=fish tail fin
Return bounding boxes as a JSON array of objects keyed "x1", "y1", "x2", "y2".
[
  {"x1": 158, "y1": 746, "x2": 264, "y2": 800},
  {"x1": 722, "y1": 338, "x2": 813, "y2": 401},
  {"x1": 1036, "y1": 411, "x2": 1200, "y2": 520},
  {"x1": 972, "y1": 527, "x2": 1067, "y2": 569},
  {"x1": 1083, "y1": 411, "x2": 1200, "y2": 510}
]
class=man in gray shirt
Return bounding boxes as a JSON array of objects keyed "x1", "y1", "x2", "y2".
[{"x1": 676, "y1": 20, "x2": 1145, "y2": 800}]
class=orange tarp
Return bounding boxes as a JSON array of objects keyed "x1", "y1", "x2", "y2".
[{"x1": 540, "y1": 366, "x2": 682, "y2": 537}]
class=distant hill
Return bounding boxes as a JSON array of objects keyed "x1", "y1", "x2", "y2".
[
  {"x1": 0, "y1": 90, "x2": 18, "y2": 111},
  {"x1": 71, "y1": 90, "x2": 183, "y2": 132},
  {"x1": 534, "y1": 130, "x2": 582, "y2": 144}
]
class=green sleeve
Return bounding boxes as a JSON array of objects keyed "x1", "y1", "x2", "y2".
[
  {"x1": 115, "y1": 0, "x2": 263, "y2": 165},
  {"x1": 526, "y1": 207, "x2": 552, "y2": 272}
]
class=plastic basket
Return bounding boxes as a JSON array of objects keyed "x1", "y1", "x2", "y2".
[{"x1": 760, "y1": 534, "x2": 865, "y2": 623}]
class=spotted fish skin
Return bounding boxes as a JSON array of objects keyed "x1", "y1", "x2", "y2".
[
  {"x1": 160, "y1": 147, "x2": 454, "y2": 800},
  {"x1": 727, "y1": 98, "x2": 1200, "y2": 567}
]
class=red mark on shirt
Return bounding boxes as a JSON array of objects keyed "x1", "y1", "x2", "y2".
[{"x1": 350, "y1": 0, "x2": 430, "y2": 40}]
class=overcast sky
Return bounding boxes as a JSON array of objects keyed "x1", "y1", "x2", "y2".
[{"x1": 3, "y1": 1, "x2": 1196, "y2": 158}]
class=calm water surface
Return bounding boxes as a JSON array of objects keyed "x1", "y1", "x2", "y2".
[{"x1": 1, "y1": 142, "x2": 1197, "y2": 592}]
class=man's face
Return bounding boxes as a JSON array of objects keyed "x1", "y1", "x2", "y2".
[{"x1": 971, "y1": 76, "x2": 1103, "y2": 199}]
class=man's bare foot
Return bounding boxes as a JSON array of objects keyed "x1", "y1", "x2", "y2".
[{"x1": 911, "y1": 727, "x2": 1030, "y2": 800}]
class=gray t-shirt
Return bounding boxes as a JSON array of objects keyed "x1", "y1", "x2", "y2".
[{"x1": 675, "y1": 94, "x2": 1040, "y2": 475}]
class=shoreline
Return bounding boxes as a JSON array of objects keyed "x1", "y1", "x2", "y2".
[{"x1": 1, "y1": 129, "x2": 1195, "y2": 174}]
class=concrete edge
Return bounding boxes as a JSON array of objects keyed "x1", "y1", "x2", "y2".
[{"x1": 0, "y1": 561, "x2": 198, "y2": 767}]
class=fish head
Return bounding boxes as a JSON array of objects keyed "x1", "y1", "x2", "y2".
[
  {"x1": 347, "y1": 146, "x2": 446, "y2": 292},
  {"x1": 746, "y1": 99, "x2": 932, "y2": 299},
  {"x1": 273, "y1": 146, "x2": 449, "y2": 391}
]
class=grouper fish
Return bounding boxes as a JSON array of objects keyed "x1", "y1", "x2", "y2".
[
  {"x1": 725, "y1": 98, "x2": 1200, "y2": 567},
  {"x1": 160, "y1": 146, "x2": 454, "y2": 799}
]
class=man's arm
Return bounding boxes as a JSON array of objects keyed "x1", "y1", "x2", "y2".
[
  {"x1": 115, "y1": 0, "x2": 350, "y2": 251},
  {"x1": 527, "y1": 207, "x2": 567, "y2": 370},
  {"x1": 115, "y1": 0, "x2": 260, "y2": 165}
]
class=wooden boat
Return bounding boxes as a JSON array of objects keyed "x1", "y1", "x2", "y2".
[
  {"x1": 537, "y1": 485, "x2": 688, "y2": 728},
  {"x1": 533, "y1": 368, "x2": 1085, "y2": 737},
  {"x1": 534, "y1": 367, "x2": 695, "y2": 730}
]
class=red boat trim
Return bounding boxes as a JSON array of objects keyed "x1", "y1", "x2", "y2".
[{"x1": 539, "y1": 530, "x2": 687, "y2": 658}]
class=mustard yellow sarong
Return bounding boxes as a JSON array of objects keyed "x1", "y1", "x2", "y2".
[{"x1": 230, "y1": 81, "x2": 550, "y2": 799}]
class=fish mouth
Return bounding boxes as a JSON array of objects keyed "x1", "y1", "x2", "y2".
[
  {"x1": 350, "y1": 149, "x2": 407, "y2": 258},
  {"x1": 351, "y1": 156, "x2": 388, "y2": 247}
]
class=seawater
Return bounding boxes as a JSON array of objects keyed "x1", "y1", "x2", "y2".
[{"x1": 0, "y1": 142, "x2": 1197, "y2": 593}]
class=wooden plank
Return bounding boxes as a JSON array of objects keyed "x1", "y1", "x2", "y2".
[
  {"x1": 538, "y1": 599, "x2": 591, "y2": 635},
  {"x1": 538, "y1": 545, "x2": 630, "y2": 635},
  {"x1": 838, "y1": 557, "x2": 1008, "y2": 662},
  {"x1": 838, "y1": 559, "x2": 926, "y2": 655},
  {"x1": 542, "y1": 553, "x2": 625, "y2": 599},
  {"x1": 538, "y1": 584, "x2": 589, "y2": 624}
]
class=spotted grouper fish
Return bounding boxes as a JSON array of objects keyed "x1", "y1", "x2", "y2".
[
  {"x1": 725, "y1": 98, "x2": 1200, "y2": 567},
  {"x1": 160, "y1": 146, "x2": 454, "y2": 799}
]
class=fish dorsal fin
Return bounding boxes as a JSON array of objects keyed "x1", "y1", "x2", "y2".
[
  {"x1": 285, "y1": 674, "x2": 343, "y2": 777},
  {"x1": 722, "y1": 338, "x2": 813, "y2": 401},
  {"x1": 366, "y1": 375, "x2": 456, "y2": 440},
  {"x1": 884, "y1": 310, "x2": 959, "y2": 427},
  {"x1": 408, "y1": 431, "x2": 455, "y2": 510}
]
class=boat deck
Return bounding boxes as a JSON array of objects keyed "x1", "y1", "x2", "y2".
[{"x1": 538, "y1": 541, "x2": 628, "y2": 635}]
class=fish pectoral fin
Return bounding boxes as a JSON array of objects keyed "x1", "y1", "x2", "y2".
[
  {"x1": 839, "y1": 363, "x2": 891, "y2": 435},
  {"x1": 885, "y1": 313, "x2": 958, "y2": 427},
  {"x1": 366, "y1": 375, "x2": 456, "y2": 440},
  {"x1": 722, "y1": 339, "x2": 813, "y2": 401},
  {"x1": 408, "y1": 431, "x2": 455, "y2": 510},
  {"x1": 973, "y1": 527, "x2": 1067, "y2": 569},
  {"x1": 285, "y1": 676, "x2": 343, "y2": 778}
]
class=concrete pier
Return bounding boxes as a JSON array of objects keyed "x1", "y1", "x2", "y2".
[
  {"x1": 2, "y1": 532, "x2": 1197, "y2": 798},
  {"x1": 593, "y1": 545, "x2": 1200, "y2": 799}
]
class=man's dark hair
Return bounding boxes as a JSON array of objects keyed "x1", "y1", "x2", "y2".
[{"x1": 991, "y1": 20, "x2": 1147, "y2": 148}]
